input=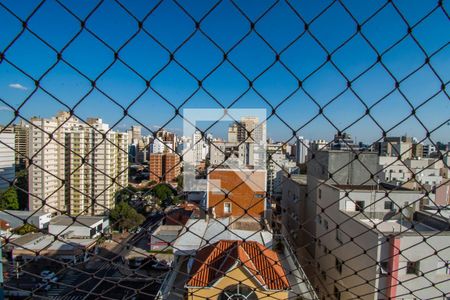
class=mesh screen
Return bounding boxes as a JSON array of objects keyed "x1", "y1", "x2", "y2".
[{"x1": 0, "y1": 0, "x2": 449, "y2": 299}]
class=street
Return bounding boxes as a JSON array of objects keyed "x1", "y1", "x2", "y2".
[{"x1": 4, "y1": 213, "x2": 166, "y2": 299}]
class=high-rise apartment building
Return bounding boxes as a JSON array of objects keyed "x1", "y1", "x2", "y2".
[
  {"x1": 230, "y1": 116, "x2": 265, "y2": 144},
  {"x1": 0, "y1": 132, "x2": 15, "y2": 190},
  {"x1": 0, "y1": 122, "x2": 30, "y2": 170},
  {"x1": 296, "y1": 136, "x2": 309, "y2": 164},
  {"x1": 377, "y1": 136, "x2": 413, "y2": 160},
  {"x1": 149, "y1": 152, "x2": 180, "y2": 183},
  {"x1": 13, "y1": 121, "x2": 29, "y2": 169},
  {"x1": 28, "y1": 112, "x2": 128, "y2": 215}
]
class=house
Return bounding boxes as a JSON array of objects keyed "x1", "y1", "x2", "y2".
[
  {"x1": 48, "y1": 215, "x2": 109, "y2": 238},
  {"x1": 6, "y1": 232, "x2": 97, "y2": 263},
  {"x1": 185, "y1": 240, "x2": 290, "y2": 300},
  {"x1": 207, "y1": 168, "x2": 267, "y2": 219},
  {"x1": 0, "y1": 210, "x2": 52, "y2": 231}
]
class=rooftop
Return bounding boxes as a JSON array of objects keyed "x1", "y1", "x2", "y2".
[
  {"x1": 359, "y1": 219, "x2": 436, "y2": 233},
  {"x1": 289, "y1": 174, "x2": 307, "y2": 185},
  {"x1": 50, "y1": 215, "x2": 105, "y2": 227},
  {"x1": 173, "y1": 217, "x2": 272, "y2": 255},
  {"x1": 334, "y1": 182, "x2": 412, "y2": 191},
  {"x1": 186, "y1": 240, "x2": 289, "y2": 290},
  {"x1": 0, "y1": 210, "x2": 51, "y2": 229},
  {"x1": 9, "y1": 233, "x2": 96, "y2": 254}
]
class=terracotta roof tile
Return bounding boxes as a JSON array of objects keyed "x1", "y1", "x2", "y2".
[{"x1": 187, "y1": 240, "x2": 289, "y2": 290}]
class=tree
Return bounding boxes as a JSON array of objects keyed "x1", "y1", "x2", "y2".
[
  {"x1": 13, "y1": 223, "x2": 38, "y2": 235},
  {"x1": 176, "y1": 175, "x2": 183, "y2": 190},
  {"x1": 15, "y1": 170, "x2": 28, "y2": 210},
  {"x1": 114, "y1": 185, "x2": 138, "y2": 203},
  {"x1": 152, "y1": 184, "x2": 174, "y2": 203},
  {"x1": 109, "y1": 201, "x2": 145, "y2": 232},
  {"x1": 0, "y1": 187, "x2": 19, "y2": 210}
]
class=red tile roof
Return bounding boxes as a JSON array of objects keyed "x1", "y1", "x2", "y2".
[{"x1": 186, "y1": 240, "x2": 289, "y2": 290}]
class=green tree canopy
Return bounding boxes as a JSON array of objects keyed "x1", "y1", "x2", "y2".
[
  {"x1": 114, "y1": 185, "x2": 138, "y2": 203},
  {"x1": 152, "y1": 184, "x2": 174, "y2": 202},
  {"x1": 0, "y1": 187, "x2": 19, "y2": 210},
  {"x1": 15, "y1": 170, "x2": 28, "y2": 210},
  {"x1": 13, "y1": 223, "x2": 38, "y2": 235},
  {"x1": 109, "y1": 201, "x2": 145, "y2": 232}
]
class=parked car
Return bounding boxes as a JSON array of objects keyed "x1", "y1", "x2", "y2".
[
  {"x1": 128, "y1": 257, "x2": 145, "y2": 269},
  {"x1": 150, "y1": 260, "x2": 170, "y2": 271},
  {"x1": 40, "y1": 270, "x2": 58, "y2": 282}
]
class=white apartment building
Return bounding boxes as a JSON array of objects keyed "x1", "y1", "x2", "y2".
[
  {"x1": 0, "y1": 132, "x2": 15, "y2": 189},
  {"x1": 192, "y1": 131, "x2": 208, "y2": 162},
  {"x1": 284, "y1": 176, "x2": 448, "y2": 300},
  {"x1": 267, "y1": 143, "x2": 296, "y2": 196},
  {"x1": 296, "y1": 136, "x2": 309, "y2": 164},
  {"x1": 209, "y1": 141, "x2": 254, "y2": 168},
  {"x1": 28, "y1": 112, "x2": 128, "y2": 215},
  {"x1": 379, "y1": 157, "x2": 443, "y2": 188},
  {"x1": 151, "y1": 138, "x2": 174, "y2": 154}
]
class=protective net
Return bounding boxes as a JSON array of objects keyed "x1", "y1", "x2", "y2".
[{"x1": 0, "y1": 0, "x2": 449, "y2": 299}]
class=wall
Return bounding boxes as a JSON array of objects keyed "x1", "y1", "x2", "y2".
[
  {"x1": 207, "y1": 169, "x2": 266, "y2": 219},
  {"x1": 395, "y1": 233, "x2": 450, "y2": 299},
  {"x1": 313, "y1": 181, "x2": 381, "y2": 300},
  {"x1": 187, "y1": 265, "x2": 289, "y2": 300},
  {"x1": 307, "y1": 151, "x2": 379, "y2": 186},
  {"x1": 0, "y1": 133, "x2": 15, "y2": 190}
]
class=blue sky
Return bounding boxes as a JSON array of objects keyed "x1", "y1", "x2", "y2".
[{"x1": 0, "y1": 0, "x2": 449, "y2": 144}]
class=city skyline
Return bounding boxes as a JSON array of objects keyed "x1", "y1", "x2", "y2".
[
  {"x1": 1, "y1": 110, "x2": 448, "y2": 147},
  {"x1": 0, "y1": 0, "x2": 449, "y2": 142}
]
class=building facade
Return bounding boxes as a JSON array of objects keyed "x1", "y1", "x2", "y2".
[
  {"x1": 149, "y1": 152, "x2": 181, "y2": 183},
  {"x1": 207, "y1": 169, "x2": 266, "y2": 219},
  {"x1": 0, "y1": 132, "x2": 15, "y2": 190},
  {"x1": 28, "y1": 112, "x2": 128, "y2": 215}
]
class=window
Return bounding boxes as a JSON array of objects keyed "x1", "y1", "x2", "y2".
[
  {"x1": 317, "y1": 215, "x2": 322, "y2": 224},
  {"x1": 324, "y1": 219, "x2": 329, "y2": 230},
  {"x1": 224, "y1": 202, "x2": 232, "y2": 214},
  {"x1": 318, "y1": 189, "x2": 322, "y2": 199},
  {"x1": 334, "y1": 286, "x2": 341, "y2": 300},
  {"x1": 380, "y1": 261, "x2": 389, "y2": 275},
  {"x1": 335, "y1": 258, "x2": 343, "y2": 274},
  {"x1": 406, "y1": 261, "x2": 420, "y2": 275},
  {"x1": 384, "y1": 201, "x2": 394, "y2": 210},
  {"x1": 355, "y1": 201, "x2": 365, "y2": 212},
  {"x1": 321, "y1": 270, "x2": 327, "y2": 280},
  {"x1": 219, "y1": 284, "x2": 257, "y2": 300},
  {"x1": 323, "y1": 245, "x2": 328, "y2": 254},
  {"x1": 336, "y1": 229, "x2": 343, "y2": 244}
]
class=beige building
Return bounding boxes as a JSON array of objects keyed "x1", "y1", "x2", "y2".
[
  {"x1": 28, "y1": 112, "x2": 128, "y2": 215},
  {"x1": 185, "y1": 240, "x2": 290, "y2": 300}
]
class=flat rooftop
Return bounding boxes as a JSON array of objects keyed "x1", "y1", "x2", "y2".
[
  {"x1": 0, "y1": 210, "x2": 51, "y2": 229},
  {"x1": 359, "y1": 219, "x2": 436, "y2": 233},
  {"x1": 50, "y1": 215, "x2": 105, "y2": 227},
  {"x1": 3, "y1": 210, "x2": 51, "y2": 217},
  {"x1": 10, "y1": 233, "x2": 96, "y2": 253},
  {"x1": 335, "y1": 183, "x2": 412, "y2": 191},
  {"x1": 290, "y1": 174, "x2": 307, "y2": 185}
]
